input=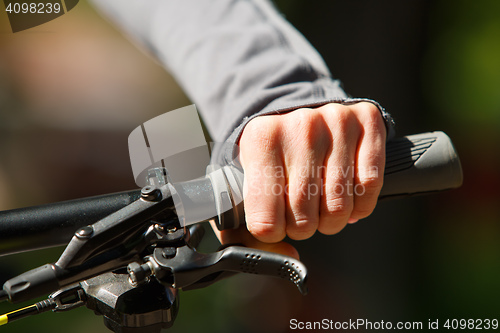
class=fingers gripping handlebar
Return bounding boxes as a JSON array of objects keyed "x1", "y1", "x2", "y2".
[{"x1": 197, "y1": 131, "x2": 463, "y2": 231}]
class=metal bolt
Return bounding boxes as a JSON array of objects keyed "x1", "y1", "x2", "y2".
[
  {"x1": 127, "y1": 264, "x2": 140, "y2": 286},
  {"x1": 75, "y1": 226, "x2": 93, "y2": 239},
  {"x1": 161, "y1": 247, "x2": 176, "y2": 259},
  {"x1": 127, "y1": 262, "x2": 151, "y2": 286},
  {"x1": 141, "y1": 186, "x2": 161, "y2": 201}
]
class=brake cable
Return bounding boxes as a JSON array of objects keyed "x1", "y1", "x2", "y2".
[
  {"x1": 0, "y1": 299, "x2": 55, "y2": 326},
  {"x1": 0, "y1": 285, "x2": 85, "y2": 327}
]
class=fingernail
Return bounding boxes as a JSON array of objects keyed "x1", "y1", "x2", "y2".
[{"x1": 348, "y1": 218, "x2": 359, "y2": 224}]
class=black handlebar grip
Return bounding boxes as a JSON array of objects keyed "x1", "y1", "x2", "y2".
[{"x1": 380, "y1": 131, "x2": 463, "y2": 199}]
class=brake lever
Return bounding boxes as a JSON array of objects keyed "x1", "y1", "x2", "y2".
[
  {"x1": 154, "y1": 245, "x2": 308, "y2": 294},
  {"x1": 126, "y1": 224, "x2": 308, "y2": 295}
]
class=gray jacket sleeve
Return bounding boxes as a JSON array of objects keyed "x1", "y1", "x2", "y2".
[{"x1": 91, "y1": 0, "x2": 394, "y2": 163}]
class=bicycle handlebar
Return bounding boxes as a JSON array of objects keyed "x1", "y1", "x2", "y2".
[
  {"x1": 0, "y1": 190, "x2": 142, "y2": 256},
  {"x1": 0, "y1": 131, "x2": 462, "y2": 255}
]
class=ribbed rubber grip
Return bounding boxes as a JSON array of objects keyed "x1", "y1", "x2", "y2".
[{"x1": 380, "y1": 131, "x2": 463, "y2": 198}]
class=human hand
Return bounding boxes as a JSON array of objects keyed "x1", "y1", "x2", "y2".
[{"x1": 212, "y1": 102, "x2": 386, "y2": 259}]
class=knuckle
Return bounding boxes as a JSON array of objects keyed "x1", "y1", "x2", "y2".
[
  {"x1": 242, "y1": 117, "x2": 281, "y2": 148},
  {"x1": 357, "y1": 101, "x2": 380, "y2": 114},
  {"x1": 364, "y1": 104, "x2": 382, "y2": 121},
  {"x1": 286, "y1": 217, "x2": 318, "y2": 240},
  {"x1": 283, "y1": 112, "x2": 330, "y2": 162},
  {"x1": 287, "y1": 110, "x2": 324, "y2": 140},
  {"x1": 333, "y1": 108, "x2": 358, "y2": 132},
  {"x1": 297, "y1": 108, "x2": 321, "y2": 125},
  {"x1": 324, "y1": 195, "x2": 352, "y2": 217},
  {"x1": 358, "y1": 175, "x2": 383, "y2": 193},
  {"x1": 356, "y1": 103, "x2": 385, "y2": 130},
  {"x1": 246, "y1": 213, "x2": 285, "y2": 242},
  {"x1": 320, "y1": 102, "x2": 344, "y2": 114},
  {"x1": 287, "y1": 200, "x2": 318, "y2": 238}
]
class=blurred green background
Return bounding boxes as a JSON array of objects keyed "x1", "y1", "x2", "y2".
[{"x1": 0, "y1": 0, "x2": 499, "y2": 332}]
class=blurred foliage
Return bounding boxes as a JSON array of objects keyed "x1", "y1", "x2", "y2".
[
  {"x1": 423, "y1": 0, "x2": 500, "y2": 132},
  {"x1": 420, "y1": 0, "x2": 500, "y2": 325}
]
